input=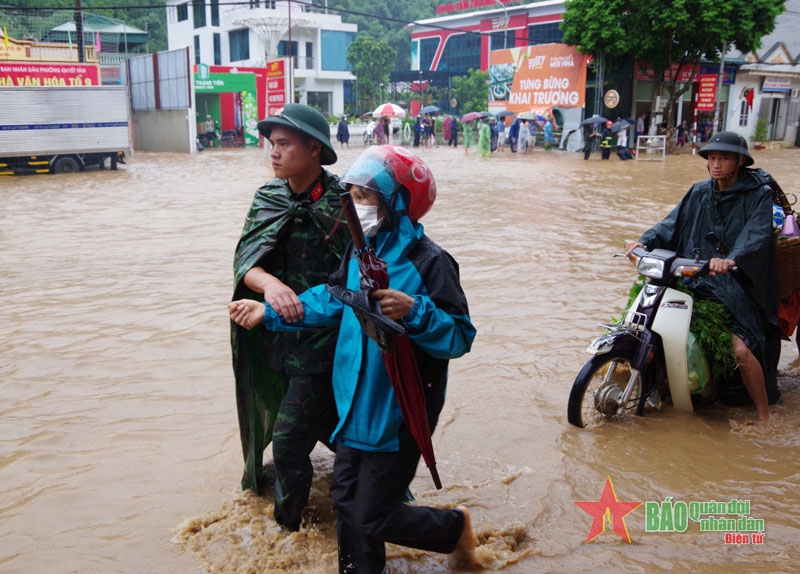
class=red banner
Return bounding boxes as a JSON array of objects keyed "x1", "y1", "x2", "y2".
[
  {"x1": 266, "y1": 58, "x2": 290, "y2": 116},
  {"x1": 696, "y1": 74, "x2": 717, "y2": 112},
  {"x1": 0, "y1": 61, "x2": 100, "y2": 87}
]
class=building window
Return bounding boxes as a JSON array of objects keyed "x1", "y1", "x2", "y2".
[
  {"x1": 249, "y1": 0, "x2": 260, "y2": 7},
  {"x1": 307, "y1": 91, "x2": 332, "y2": 115},
  {"x1": 528, "y1": 22, "x2": 563, "y2": 45},
  {"x1": 229, "y1": 29, "x2": 250, "y2": 62},
  {"x1": 738, "y1": 100, "x2": 749, "y2": 127},
  {"x1": 177, "y1": 3, "x2": 189, "y2": 22},
  {"x1": 305, "y1": 41, "x2": 313, "y2": 69},
  {"x1": 321, "y1": 30, "x2": 354, "y2": 71},
  {"x1": 438, "y1": 33, "x2": 481, "y2": 73},
  {"x1": 211, "y1": 0, "x2": 220, "y2": 26},
  {"x1": 419, "y1": 37, "x2": 439, "y2": 72},
  {"x1": 193, "y1": 0, "x2": 206, "y2": 29},
  {"x1": 194, "y1": 35, "x2": 200, "y2": 65},
  {"x1": 213, "y1": 33, "x2": 221, "y2": 65},
  {"x1": 490, "y1": 30, "x2": 514, "y2": 50},
  {"x1": 278, "y1": 40, "x2": 299, "y2": 68}
]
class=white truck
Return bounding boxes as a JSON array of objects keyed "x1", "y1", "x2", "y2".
[{"x1": 0, "y1": 86, "x2": 133, "y2": 176}]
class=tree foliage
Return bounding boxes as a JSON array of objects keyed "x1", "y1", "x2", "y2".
[
  {"x1": 1, "y1": 0, "x2": 168, "y2": 52},
  {"x1": 560, "y1": 0, "x2": 785, "y2": 130},
  {"x1": 451, "y1": 68, "x2": 489, "y2": 114},
  {"x1": 347, "y1": 33, "x2": 396, "y2": 110}
]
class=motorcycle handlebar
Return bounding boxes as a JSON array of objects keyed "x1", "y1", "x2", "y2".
[{"x1": 622, "y1": 247, "x2": 739, "y2": 277}]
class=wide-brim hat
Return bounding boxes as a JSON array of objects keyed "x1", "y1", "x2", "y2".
[
  {"x1": 698, "y1": 131, "x2": 754, "y2": 166},
  {"x1": 257, "y1": 103, "x2": 337, "y2": 165}
]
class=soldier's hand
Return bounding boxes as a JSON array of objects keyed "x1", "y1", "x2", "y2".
[{"x1": 260, "y1": 275, "x2": 304, "y2": 322}]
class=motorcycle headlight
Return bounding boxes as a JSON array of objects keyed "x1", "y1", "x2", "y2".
[{"x1": 637, "y1": 255, "x2": 665, "y2": 279}]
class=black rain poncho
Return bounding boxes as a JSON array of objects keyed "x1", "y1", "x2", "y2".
[{"x1": 638, "y1": 167, "x2": 780, "y2": 402}]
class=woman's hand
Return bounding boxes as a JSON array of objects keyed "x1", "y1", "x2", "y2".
[
  {"x1": 228, "y1": 299, "x2": 266, "y2": 330},
  {"x1": 371, "y1": 289, "x2": 415, "y2": 321}
]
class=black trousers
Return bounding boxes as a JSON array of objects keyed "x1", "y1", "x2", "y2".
[
  {"x1": 271, "y1": 372, "x2": 338, "y2": 530},
  {"x1": 331, "y1": 444, "x2": 464, "y2": 573}
]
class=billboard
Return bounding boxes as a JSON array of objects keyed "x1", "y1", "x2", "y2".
[
  {"x1": 0, "y1": 61, "x2": 101, "y2": 87},
  {"x1": 488, "y1": 43, "x2": 587, "y2": 115}
]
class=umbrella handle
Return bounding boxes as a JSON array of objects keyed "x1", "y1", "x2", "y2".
[{"x1": 340, "y1": 192, "x2": 368, "y2": 251}]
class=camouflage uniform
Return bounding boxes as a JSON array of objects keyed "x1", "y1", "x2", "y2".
[{"x1": 231, "y1": 169, "x2": 349, "y2": 530}]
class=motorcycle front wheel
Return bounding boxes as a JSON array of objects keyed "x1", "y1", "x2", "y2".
[{"x1": 567, "y1": 349, "x2": 645, "y2": 428}]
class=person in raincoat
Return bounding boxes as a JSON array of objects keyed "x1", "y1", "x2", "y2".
[
  {"x1": 231, "y1": 103, "x2": 351, "y2": 530},
  {"x1": 600, "y1": 120, "x2": 614, "y2": 159},
  {"x1": 507, "y1": 117, "x2": 520, "y2": 153},
  {"x1": 336, "y1": 115, "x2": 350, "y2": 150},
  {"x1": 625, "y1": 132, "x2": 780, "y2": 420},
  {"x1": 229, "y1": 145, "x2": 478, "y2": 572},
  {"x1": 463, "y1": 120, "x2": 474, "y2": 154},
  {"x1": 477, "y1": 118, "x2": 491, "y2": 158}
]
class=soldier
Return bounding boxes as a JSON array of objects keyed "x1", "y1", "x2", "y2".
[{"x1": 231, "y1": 104, "x2": 350, "y2": 530}]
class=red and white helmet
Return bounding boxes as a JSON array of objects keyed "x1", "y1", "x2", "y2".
[{"x1": 340, "y1": 145, "x2": 436, "y2": 222}]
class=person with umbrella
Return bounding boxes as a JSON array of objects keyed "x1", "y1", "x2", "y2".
[{"x1": 229, "y1": 145, "x2": 478, "y2": 572}]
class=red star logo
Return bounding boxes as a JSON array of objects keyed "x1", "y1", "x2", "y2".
[{"x1": 574, "y1": 476, "x2": 642, "y2": 543}]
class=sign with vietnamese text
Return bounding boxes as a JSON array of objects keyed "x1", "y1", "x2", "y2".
[
  {"x1": 266, "y1": 58, "x2": 291, "y2": 117},
  {"x1": 696, "y1": 74, "x2": 717, "y2": 112},
  {"x1": 0, "y1": 61, "x2": 100, "y2": 87},
  {"x1": 488, "y1": 43, "x2": 587, "y2": 115},
  {"x1": 762, "y1": 77, "x2": 791, "y2": 92}
]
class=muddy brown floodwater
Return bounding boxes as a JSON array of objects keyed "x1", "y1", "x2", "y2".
[{"x1": 1, "y1": 142, "x2": 799, "y2": 574}]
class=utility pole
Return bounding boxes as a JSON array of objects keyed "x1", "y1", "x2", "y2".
[
  {"x1": 712, "y1": 41, "x2": 727, "y2": 134},
  {"x1": 287, "y1": 0, "x2": 293, "y2": 102},
  {"x1": 74, "y1": 0, "x2": 84, "y2": 63}
]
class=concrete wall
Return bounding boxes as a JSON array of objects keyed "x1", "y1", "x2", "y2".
[{"x1": 132, "y1": 109, "x2": 195, "y2": 153}]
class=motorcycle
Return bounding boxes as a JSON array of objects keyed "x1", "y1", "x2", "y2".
[
  {"x1": 567, "y1": 247, "x2": 733, "y2": 428},
  {"x1": 363, "y1": 128, "x2": 374, "y2": 146}
]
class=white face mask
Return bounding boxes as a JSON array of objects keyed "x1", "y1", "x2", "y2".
[{"x1": 354, "y1": 203, "x2": 383, "y2": 237}]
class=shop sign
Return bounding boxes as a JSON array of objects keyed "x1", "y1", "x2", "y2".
[{"x1": 762, "y1": 77, "x2": 791, "y2": 92}]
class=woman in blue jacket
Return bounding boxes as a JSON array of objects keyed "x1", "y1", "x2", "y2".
[{"x1": 230, "y1": 146, "x2": 478, "y2": 573}]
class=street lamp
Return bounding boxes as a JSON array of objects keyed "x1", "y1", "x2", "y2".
[{"x1": 495, "y1": 0, "x2": 508, "y2": 49}]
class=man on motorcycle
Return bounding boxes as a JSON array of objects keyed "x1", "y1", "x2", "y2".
[{"x1": 625, "y1": 131, "x2": 779, "y2": 420}]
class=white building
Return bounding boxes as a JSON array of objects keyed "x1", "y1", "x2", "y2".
[{"x1": 165, "y1": 0, "x2": 357, "y2": 115}]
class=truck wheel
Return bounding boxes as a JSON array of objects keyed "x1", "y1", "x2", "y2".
[{"x1": 53, "y1": 157, "x2": 80, "y2": 174}]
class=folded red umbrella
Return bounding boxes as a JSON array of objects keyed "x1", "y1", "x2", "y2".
[{"x1": 338, "y1": 192, "x2": 442, "y2": 489}]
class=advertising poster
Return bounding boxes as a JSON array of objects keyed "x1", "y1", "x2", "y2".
[
  {"x1": 266, "y1": 58, "x2": 291, "y2": 117},
  {"x1": 488, "y1": 43, "x2": 587, "y2": 115}
]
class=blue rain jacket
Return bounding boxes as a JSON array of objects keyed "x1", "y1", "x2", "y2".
[{"x1": 260, "y1": 214, "x2": 476, "y2": 452}]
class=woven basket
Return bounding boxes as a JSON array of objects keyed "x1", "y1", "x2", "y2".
[
  {"x1": 770, "y1": 179, "x2": 800, "y2": 299},
  {"x1": 776, "y1": 235, "x2": 800, "y2": 299}
]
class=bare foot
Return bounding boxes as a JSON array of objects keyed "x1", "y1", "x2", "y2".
[
  {"x1": 456, "y1": 505, "x2": 476, "y2": 550},
  {"x1": 451, "y1": 505, "x2": 480, "y2": 570}
]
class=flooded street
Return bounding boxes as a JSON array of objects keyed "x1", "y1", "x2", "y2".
[{"x1": 2, "y1": 142, "x2": 799, "y2": 573}]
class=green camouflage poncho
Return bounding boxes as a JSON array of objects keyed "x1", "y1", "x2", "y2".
[{"x1": 231, "y1": 170, "x2": 349, "y2": 493}]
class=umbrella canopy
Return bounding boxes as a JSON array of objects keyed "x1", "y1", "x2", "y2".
[
  {"x1": 372, "y1": 103, "x2": 406, "y2": 118},
  {"x1": 494, "y1": 110, "x2": 517, "y2": 120},
  {"x1": 338, "y1": 193, "x2": 442, "y2": 490},
  {"x1": 460, "y1": 111, "x2": 489, "y2": 123},
  {"x1": 420, "y1": 105, "x2": 440, "y2": 115},
  {"x1": 611, "y1": 119, "x2": 632, "y2": 133},
  {"x1": 581, "y1": 114, "x2": 608, "y2": 125}
]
